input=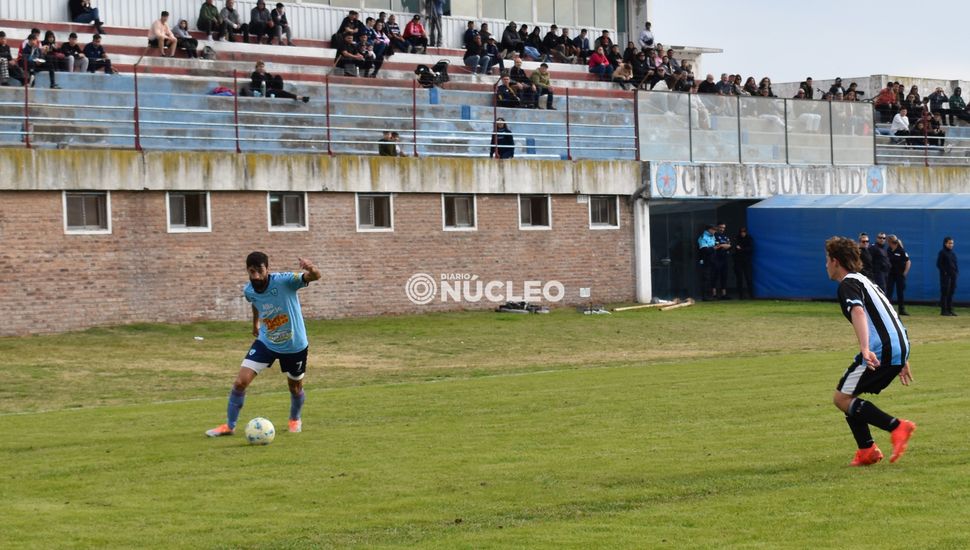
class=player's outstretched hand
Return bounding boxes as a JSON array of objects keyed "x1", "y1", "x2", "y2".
[
  {"x1": 298, "y1": 257, "x2": 322, "y2": 282},
  {"x1": 899, "y1": 361, "x2": 913, "y2": 386},
  {"x1": 862, "y1": 349, "x2": 880, "y2": 370}
]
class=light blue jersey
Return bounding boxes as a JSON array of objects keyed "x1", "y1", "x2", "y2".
[{"x1": 244, "y1": 272, "x2": 309, "y2": 354}]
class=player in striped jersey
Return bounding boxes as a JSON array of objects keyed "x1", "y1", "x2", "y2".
[{"x1": 825, "y1": 237, "x2": 916, "y2": 466}]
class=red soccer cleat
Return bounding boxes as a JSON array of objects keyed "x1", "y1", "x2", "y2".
[
  {"x1": 288, "y1": 419, "x2": 302, "y2": 433},
  {"x1": 205, "y1": 423, "x2": 235, "y2": 437},
  {"x1": 890, "y1": 420, "x2": 916, "y2": 463},
  {"x1": 850, "y1": 444, "x2": 884, "y2": 466}
]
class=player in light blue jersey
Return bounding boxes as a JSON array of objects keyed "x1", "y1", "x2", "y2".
[{"x1": 206, "y1": 251, "x2": 321, "y2": 437}]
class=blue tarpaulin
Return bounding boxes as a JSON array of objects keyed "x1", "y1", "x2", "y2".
[{"x1": 748, "y1": 194, "x2": 970, "y2": 302}]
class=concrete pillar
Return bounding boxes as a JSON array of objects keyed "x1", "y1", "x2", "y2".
[
  {"x1": 627, "y1": 0, "x2": 650, "y2": 44},
  {"x1": 633, "y1": 197, "x2": 652, "y2": 303}
]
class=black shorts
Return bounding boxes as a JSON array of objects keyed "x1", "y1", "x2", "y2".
[
  {"x1": 836, "y1": 355, "x2": 903, "y2": 395},
  {"x1": 241, "y1": 339, "x2": 308, "y2": 381}
]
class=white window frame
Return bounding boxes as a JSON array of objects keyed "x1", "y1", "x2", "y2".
[
  {"x1": 267, "y1": 192, "x2": 309, "y2": 232},
  {"x1": 517, "y1": 194, "x2": 552, "y2": 231},
  {"x1": 355, "y1": 193, "x2": 395, "y2": 233},
  {"x1": 441, "y1": 194, "x2": 478, "y2": 232},
  {"x1": 166, "y1": 191, "x2": 212, "y2": 233},
  {"x1": 63, "y1": 191, "x2": 112, "y2": 235},
  {"x1": 588, "y1": 195, "x2": 620, "y2": 230}
]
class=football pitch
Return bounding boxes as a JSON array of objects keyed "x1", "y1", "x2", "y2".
[{"x1": 2, "y1": 302, "x2": 969, "y2": 549}]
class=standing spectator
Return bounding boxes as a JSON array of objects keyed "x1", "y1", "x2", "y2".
[
  {"x1": 173, "y1": 20, "x2": 199, "y2": 58},
  {"x1": 697, "y1": 224, "x2": 716, "y2": 301},
  {"x1": 425, "y1": 0, "x2": 444, "y2": 48},
  {"x1": 572, "y1": 29, "x2": 591, "y2": 64},
  {"x1": 23, "y1": 33, "x2": 60, "y2": 89},
  {"x1": 68, "y1": 0, "x2": 106, "y2": 35},
  {"x1": 462, "y1": 35, "x2": 492, "y2": 75},
  {"x1": 221, "y1": 0, "x2": 250, "y2": 43},
  {"x1": 875, "y1": 83, "x2": 901, "y2": 123},
  {"x1": 587, "y1": 46, "x2": 613, "y2": 80},
  {"x1": 84, "y1": 34, "x2": 113, "y2": 74},
  {"x1": 491, "y1": 118, "x2": 514, "y2": 159},
  {"x1": 249, "y1": 0, "x2": 272, "y2": 44},
  {"x1": 403, "y1": 14, "x2": 428, "y2": 54},
  {"x1": 271, "y1": 3, "x2": 294, "y2": 46},
  {"x1": 869, "y1": 233, "x2": 890, "y2": 293},
  {"x1": 149, "y1": 11, "x2": 178, "y2": 57},
  {"x1": 59, "y1": 32, "x2": 89, "y2": 72},
  {"x1": 530, "y1": 63, "x2": 556, "y2": 110},
  {"x1": 198, "y1": 0, "x2": 225, "y2": 41},
  {"x1": 495, "y1": 74, "x2": 520, "y2": 108},
  {"x1": 858, "y1": 233, "x2": 874, "y2": 281},
  {"x1": 886, "y1": 235, "x2": 911, "y2": 315},
  {"x1": 638, "y1": 21, "x2": 654, "y2": 49},
  {"x1": 937, "y1": 236, "x2": 958, "y2": 316},
  {"x1": 712, "y1": 222, "x2": 731, "y2": 300},
  {"x1": 733, "y1": 226, "x2": 754, "y2": 299},
  {"x1": 385, "y1": 15, "x2": 409, "y2": 53}
]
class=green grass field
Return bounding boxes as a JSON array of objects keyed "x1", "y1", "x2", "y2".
[{"x1": 2, "y1": 302, "x2": 969, "y2": 549}]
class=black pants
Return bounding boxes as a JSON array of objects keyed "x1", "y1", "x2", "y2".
[
  {"x1": 226, "y1": 23, "x2": 249, "y2": 43},
  {"x1": 888, "y1": 273, "x2": 907, "y2": 311},
  {"x1": 27, "y1": 60, "x2": 56, "y2": 87},
  {"x1": 873, "y1": 271, "x2": 888, "y2": 294},
  {"x1": 250, "y1": 22, "x2": 271, "y2": 43},
  {"x1": 940, "y1": 273, "x2": 957, "y2": 313},
  {"x1": 734, "y1": 256, "x2": 753, "y2": 298},
  {"x1": 712, "y1": 257, "x2": 729, "y2": 294},
  {"x1": 198, "y1": 19, "x2": 226, "y2": 39},
  {"x1": 535, "y1": 85, "x2": 554, "y2": 109}
]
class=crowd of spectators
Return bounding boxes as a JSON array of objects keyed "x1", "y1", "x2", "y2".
[{"x1": 0, "y1": 27, "x2": 113, "y2": 87}]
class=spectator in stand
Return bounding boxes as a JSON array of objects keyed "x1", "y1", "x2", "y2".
[
  {"x1": 23, "y1": 33, "x2": 60, "y2": 88},
  {"x1": 271, "y1": 3, "x2": 294, "y2": 46},
  {"x1": 40, "y1": 31, "x2": 66, "y2": 72},
  {"x1": 463, "y1": 21, "x2": 479, "y2": 49},
  {"x1": 337, "y1": 11, "x2": 362, "y2": 40},
  {"x1": 173, "y1": 20, "x2": 200, "y2": 58},
  {"x1": 356, "y1": 23, "x2": 383, "y2": 77},
  {"x1": 69, "y1": 0, "x2": 106, "y2": 35},
  {"x1": 484, "y1": 37, "x2": 504, "y2": 73},
  {"x1": 59, "y1": 32, "x2": 89, "y2": 72},
  {"x1": 198, "y1": 0, "x2": 225, "y2": 41},
  {"x1": 463, "y1": 35, "x2": 492, "y2": 75},
  {"x1": 639, "y1": 21, "x2": 654, "y2": 49},
  {"x1": 828, "y1": 77, "x2": 845, "y2": 96},
  {"x1": 758, "y1": 77, "x2": 775, "y2": 97},
  {"x1": 572, "y1": 29, "x2": 591, "y2": 64},
  {"x1": 479, "y1": 23, "x2": 492, "y2": 45},
  {"x1": 929, "y1": 112, "x2": 946, "y2": 148},
  {"x1": 715, "y1": 73, "x2": 733, "y2": 95},
  {"x1": 845, "y1": 82, "x2": 862, "y2": 99},
  {"x1": 622, "y1": 41, "x2": 638, "y2": 65},
  {"x1": 937, "y1": 236, "x2": 958, "y2": 317},
  {"x1": 875, "y1": 82, "x2": 901, "y2": 123},
  {"x1": 888, "y1": 106, "x2": 909, "y2": 142},
  {"x1": 607, "y1": 44, "x2": 623, "y2": 70},
  {"x1": 221, "y1": 0, "x2": 250, "y2": 43},
  {"x1": 793, "y1": 88, "x2": 807, "y2": 100},
  {"x1": 666, "y1": 49, "x2": 680, "y2": 72},
  {"x1": 903, "y1": 93, "x2": 923, "y2": 119},
  {"x1": 645, "y1": 65, "x2": 668, "y2": 91},
  {"x1": 530, "y1": 62, "x2": 556, "y2": 110},
  {"x1": 928, "y1": 87, "x2": 949, "y2": 117},
  {"x1": 799, "y1": 77, "x2": 814, "y2": 99},
  {"x1": 593, "y1": 29, "x2": 612, "y2": 55},
  {"x1": 631, "y1": 50, "x2": 650, "y2": 88},
  {"x1": 149, "y1": 11, "x2": 178, "y2": 57},
  {"x1": 561, "y1": 29, "x2": 578, "y2": 61},
  {"x1": 249, "y1": 0, "x2": 273, "y2": 44},
  {"x1": 403, "y1": 14, "x2": 428, "y2": 54},
  {"x1": 491, "y1": 118, "x2": 515, "y2": 159},
  {"x1": 385, "y1": 15, "x2": 409, "y2": 53},
  {"x1": 587, "y1": 46, "x2": 613, "y2": 80},
  {"x1": 0, "y1": 32, "x2": 26, "y2": 86},
  {"x1": 378, "y1": 130, "x2": 396, "y2": 156},
  {"x1": 612, "y1": 62, "x2": 634, "y2": 90},
  {"x1": 698, "y1": 74, "x2": 717, "y2": 94},
  {"x1": 425, "y1": 0, "x2": 444, "y2": 48},
  {"x1": 947, "y1": 87, "x2": 970, "y2": 125},
  {"x1": 907, "y1": 85, "x2": 921, "y2": 103},
  {"x1": 742, "y1": 76, "x2": 758, "y2": 96},
  {"x1": 508, "y1": 57, "x2": 537, "y2": 107},
  {"x1": 671, "y1": 70, "x2": 692, "y2": 92},
  {"x1": 542, "y1": 25, "x2": 571, "y2": 63},
  {"x1": 496, "y1": 74, "x2": 520, "y2": 108},
  {"x1": 372, "y1": 20, "x2": 392, "y2": 63},
  {"x1": 250, "y1": 60, "x2": 308, "y2": 101},
  {"x1": 334, "y1": 32, "x2": 371, "y2": 77},
  {"x1": 524, "y1": 26, "x2": 544, "y2": 61},
  {"x1": 909, "y1": 118, "x2": 930, "y2": 147}
]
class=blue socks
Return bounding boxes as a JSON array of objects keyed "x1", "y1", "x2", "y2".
[
  {"x1": 227, "y1": 388, "x2": 246, "y2": 429},
  {"x1": 290, "y1": 390, "x2": 305, "y2": 421}
]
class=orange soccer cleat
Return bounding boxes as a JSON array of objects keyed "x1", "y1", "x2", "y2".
[
  {"x1": 850, "y1": 444, "x2": 884, "y2": 467},
  {"x1": 288, "y1": 419, "x2": 302, "y2": 433},
  {"x1": 890, "y1": 420, "x2": 916, "y2": 463},
  {"x1": 205, "y1": 423, "x2": 235, "y2": 437}
]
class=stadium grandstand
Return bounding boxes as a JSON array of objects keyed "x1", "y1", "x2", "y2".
[{"x1": 1, "y1": 0, "x2": 968, "y2": 336}]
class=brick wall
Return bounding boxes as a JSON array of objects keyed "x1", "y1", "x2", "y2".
[{"x1": 0, "y1": 190, "x2": 635, "y2": 336}]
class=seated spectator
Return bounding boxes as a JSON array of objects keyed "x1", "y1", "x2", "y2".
[
  {"x1": 479, "y1": 23, "x2": 491, "y2": 44},
  {"x1": 463, "y1": 35, "x2": 492, "y2": 74},
  {"x1": 173, "y1": 20, "x2": 199, "y2": 58},
  {"x1": 542, "y1": 25, "x2": 571, "y2": 63},
  {"x1": 463, "y1": 21, "x2": 479, "y2": 49},
  {"x1": 799, "y1": 77, "x2": 814, "y2": 99},
  {"x1": 0, "y1": 32, "x2": 26, "y2": 85},
  {"x1": 928, "y1": 87, "x2": 949, "y2": 117},
  {"x1": 385, "y1": 15, "x2": 409, "y2": 53},
  {"x1": 845, "y1": 82, "x2": 862, "y2": 99},
  {"x1": 508, "y1": 57, "x2": 537, "y2": 107},
  {"x1": 250, "y1": 60, "x2": 308, "y2": 101},
  {"x1": 271, "y1": 3, "x2": 294, "y2": 46},
  {"x1": 903, "y1": 93, "x2": 923, "y2": 119},
  {"x1": 622, "y1": 41, "x2": 638, "y2": 65},
  {"x1": 334, "y1": 32, "x2": 371, "y2": 77},
  {"x1": 495, "y1": 74, "x2": 521, "y2": 108},
  {"x1": 793, "y1": 88, "x2": 807, "y2": 100},
  {"x1": 907, "y1": 85, "x2": 921, "y2": 103},
  {"x1": 500, "y1": 21, "x2": 522, "y2": 58},
  {"x1": 40, "y1": 31, "x2": 67, "y2": 72},
  {"x1": 639, "y1": 21, "x2": 654, "y2": 49},
  {"x1": 607, "y1": 44, "x2": 623, "y2": 69},
  {"x1": 84, "y1": 34, "x2": 114, "y2": 74},
  {"x1": 338, "y1": 11, "x2": 365, "y2": 41},
  {"x1": 372, "y1": 20, "x2": 393, "y2": 62},
  {"x1": 742, "y1": 76, "x2": 758, "y2": 96},
  {"x1": 524, "y1": 26, "x2": 544, "y2": 61},
  {"x1": 221, "y1": 0, "x2": 250, "y2": 43},
  {"x1": 909, "y1": 119, "x2": 929, "y2": 147},
  {"x1": 355, "y1": 27, "x2": 382, "y2": 78},
  {"x1": 587, "y1": 46, "x2": 613, "y2": 80},
  {"x1": 68, "y1": 0, "x2": 106, "y2": 35},
  {"x1": 198, "y1": 0, "x2": 225, "y2": 40},
  {"x1": 890, "y1": 107, "x2": 910, "y2": 142},
  {"x1": 491, "y1": 118, "x2": 514, "y2": 159},
  {"x1": 403, "y1": 14, "x2": 428, "y2": 54},
  {"x1": 148, "y1": 11, "x2": 178, "y2": 57},
  {"x1": 698, "y1": 73, "x2": 717, "y2": 94},
  {"x1": 758, "y1": 77, "x2": 775, "y2": 97},
  {"x1": 530, "y1": 63, "x2": 556, "y2": 110},
  {"x1": 23, "y1": 33, "x2": 60, "y2": 88},
  {"x1": 631, "y1": 50, "x2": 650, "y2": 87},
  {"x1": 59, "y1": 32, "x2": 89, "y2": 72},
  {"x1": 947, "y1": 87, "x2": 970, "y2": 125},
  {"x1": 561, "y1": 28, "x2": 578, "y2": 60},
  {"x1": 646, "y1": 65, "x2": 669, "y2": 91},
  {"x1": 484, "y1": 37, "x2": 504, "y2": 73},
  {"x1": 828, "y1": 77, "x2": 844, "y2": 96},
  {"x1": 715, "y1": 73, "x2": 733, "y2": 95},
  {"x1": 666, "y1": 49, "x2": 681, "y2": 72},
  {"x1": 378, "y1": 130, "x2": 398, "y2": 156},
  {"x1": 929, "y1": 112, "x2": 946, "y2": 148},
  {"x1": 875, "y1": 83, "x2": 901, "y2": 123},
  {"x1": 612, "y1": 62, "x2": 634, "y2": 90},
  {"x1": 249, "y1": 0, "x2": 272, "y2": 44},
  {"x1": 572, "y1": 29, "x2": 591, "y2": 64}
]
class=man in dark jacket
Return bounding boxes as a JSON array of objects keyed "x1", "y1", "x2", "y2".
[
  {"x1": 491, "y1": 118, "x2": 514, "y2": 159},
  {"x1": 886, "y1": 234, "x2": 911, "y2": 315},
  {"x1": 858, "y1": 233, "x2": 874, "y2": 281},
  {"x1": 869, "y1": 233, "x2": 891, "y2": 293},
  {"x1": 937, "y1": 236, "x2": 958, "y2": 316},
  {"x1": 733, "y1": 227, "x2": 754, "y2": 299}
]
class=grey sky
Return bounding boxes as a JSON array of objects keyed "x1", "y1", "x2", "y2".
[{"x1": 653, "y1": 1, "x2": 970, "y2": 85}]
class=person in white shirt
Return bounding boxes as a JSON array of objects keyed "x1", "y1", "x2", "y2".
[
  {"x1": 890, "y1": 108, "x2": 911, "y2": 137},
  {"x1": 148, "y1": 11, "x2": 177, "y2": 57},
  {"x1": 638, "y1": 21, "x2": 654, "y2": 49}
]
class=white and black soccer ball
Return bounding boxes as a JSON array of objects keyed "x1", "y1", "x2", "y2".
[{"x1": 245, "y1": 417, "x2": 276, "y2": 445}]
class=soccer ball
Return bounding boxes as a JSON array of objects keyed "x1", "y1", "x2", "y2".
[{"x1": 245, "y1": 417, "x2": 276, "y2": 445}]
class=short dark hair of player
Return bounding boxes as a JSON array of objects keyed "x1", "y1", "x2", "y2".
[
  {"x1": 826, "y1": 236, "x2": 862, "y2": 273},
  {"x1": 246, "y1": 251, "x2": 269, "y2": 269}
]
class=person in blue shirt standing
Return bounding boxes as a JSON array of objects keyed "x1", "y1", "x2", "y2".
[
  {"x1": 697, "y1": 224, "x2": 716, "y2": 301},
  {"x1": 207, "y1": 251, "x2": 322, "y2": 437}
]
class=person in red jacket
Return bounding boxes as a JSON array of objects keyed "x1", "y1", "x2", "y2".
[
  {"x1": 403, "y1": 14, "x2": 428, "y2": 54},
  {"x1": 587, "y1": 46, "x2": 613, "y2": 80}
]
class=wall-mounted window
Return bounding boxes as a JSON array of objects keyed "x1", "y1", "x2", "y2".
[
  {"x1": 268, "y1": 192, "x2": 308, "y2": 231},
  {"x1": 167, "y1": 192, "x2": 211, "y2": 233},
  {"x1": 63, "y1": 191, "x2": 110, "y2": 234},
  {"x1": 589, "y1": 195, "x2": 619, "y2": 229},
  {"x1": 443, "y1": 194, "x2": 477, "y2": 231},
  {"x1": 518, "y1": 194, "x2": 551, "y2": 230},
  {"x1": 357, "y1": 193, "x2": 394, "y2": 232}
]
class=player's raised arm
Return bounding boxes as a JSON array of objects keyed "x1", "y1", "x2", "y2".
[{"x1": 299, "y1": 257, "x2": 322, "y2": 283}]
